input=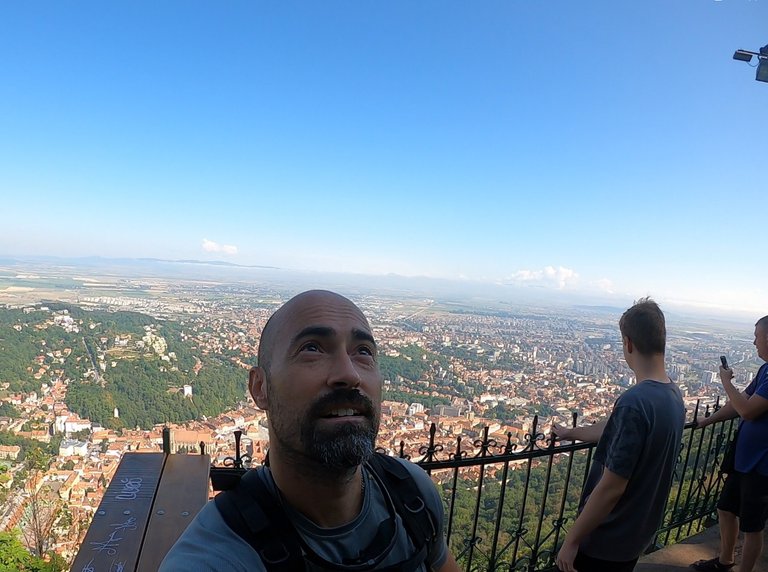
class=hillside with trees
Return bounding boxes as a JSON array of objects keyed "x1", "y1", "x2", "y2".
[{"x1": 0, "y1": 304, "x2": 247, "y2": 429}]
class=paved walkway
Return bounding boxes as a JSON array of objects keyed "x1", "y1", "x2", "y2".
[{"x1": 636, "y1": 526, "x2": 768, "y2": 572}]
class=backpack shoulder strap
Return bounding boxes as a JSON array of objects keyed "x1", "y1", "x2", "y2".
[
  {"x1": 366, "y1": 454, "x2": 438, "y2": 556},
  {"x1": 214, "y1": 468, "x2": 306, "y2": 571},
  {"x1": 215, "y1": 456, "x2": 438, "y2": 572}
]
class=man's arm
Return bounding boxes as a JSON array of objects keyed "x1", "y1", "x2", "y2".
[
  {"x1": 696, "y1": 399, "x2": 739, "y2": 428},
  {"x1": 555, "y1": 468, "x2": 628, "y2": 572},
  {"x1": 552, "y1": 418, "x2": 608, "y2": 444},
  {"x1": 719, "y1": 366, "x2": 768, "y2": 421}
]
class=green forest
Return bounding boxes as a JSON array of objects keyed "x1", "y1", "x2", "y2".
[
  {"x1": 437, "y1": 449, "x2": 587, "y2": 569},
  {"x1": 0, "y1": 531, "x2": 66, "y2": 572},
  {"x1": 380, "y1": 344, "x2": 455, "y2": 409},
  {"x1": 0, "y1": 305, "x2": 247, "y2": 429},
  {"x1": 379, "y1": 343, "x2": 446, "y2": 383},
  {"x1": 434, "y1": 420, "x2": 729, "y2": 570}
]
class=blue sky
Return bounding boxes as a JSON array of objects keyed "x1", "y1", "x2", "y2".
[{"x1": 1, "y1": 1, "x2": 766, "y2": 315}]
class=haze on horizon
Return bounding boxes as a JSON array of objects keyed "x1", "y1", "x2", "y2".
[
  {"x1": 1, "y1": 1, "x2": 766, "y2": 317},
  {"x1": 0, "y1": 254, "x2": 759, "y2": 330}
]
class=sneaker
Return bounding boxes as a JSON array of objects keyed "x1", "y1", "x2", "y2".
[{"x1": 690, "y1": 557, "x2": 735, "y2": 571}]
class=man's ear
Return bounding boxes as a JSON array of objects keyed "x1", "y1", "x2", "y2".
[
  {"x1": 249, "y1": 366, "x2": 269, "y2": 410},
  {"x1": 624, "y1": 336, "x2": 634, "y2": 354}
]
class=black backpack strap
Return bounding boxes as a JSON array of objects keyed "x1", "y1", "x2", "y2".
[
  {"x1": 366, "y1": 454, "x2": 438, "y2": 566},
  {"x1": 214, "y1": 468, "x2": 306, "y2": 571},
  {"x1": 215, "y1": 456, "x2": 438, "y2": 572}
]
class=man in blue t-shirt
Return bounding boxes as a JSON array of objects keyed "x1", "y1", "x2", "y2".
[
  {"x1": 692, "y1": 315, "x2": 768, "y2": 572},
  {"x1": 553, "y1": 298, "x2": 685, "y2": 572}
]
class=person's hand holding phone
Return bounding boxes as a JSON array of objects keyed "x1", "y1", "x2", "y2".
[{"x1": 719, "y1": 355, "x2": 734, "y2": 384}]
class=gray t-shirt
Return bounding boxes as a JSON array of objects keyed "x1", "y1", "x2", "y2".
[
  {"x1": 579, "y1": 380, "x2": 685, "y2": 561},
  {"x1": 159, "y1": 457, "x2": 448, "y2": 571}
]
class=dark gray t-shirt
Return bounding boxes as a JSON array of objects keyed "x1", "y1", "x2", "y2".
[
  {"x1": 159, "y1": 457, "x2": 448, "y2": 571},
  {"x1": 579, "y1": 380, "x2": 685, "y2": 561}
]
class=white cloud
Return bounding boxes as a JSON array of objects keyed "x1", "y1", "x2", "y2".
[
  {"x1": 595, "y1": 278, "x2": 614, "y2": 294},
  {"x1": 505, "y1": 266, "x2": 579, "y2": 290},
  {"x1": 201, "y1": 238, "x2": 238, "y2": 256}
]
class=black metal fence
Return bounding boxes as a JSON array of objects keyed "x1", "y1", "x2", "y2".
[{"x1": 210, "y1": 399, "x2": 738, "y2": 572}]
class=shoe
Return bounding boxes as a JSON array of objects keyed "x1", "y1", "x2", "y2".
[{"x1": 690, "y1": 557, "x2": 735, "y2": 571}]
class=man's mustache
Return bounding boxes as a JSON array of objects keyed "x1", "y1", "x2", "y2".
[{"x1": 308, "y1": 389, "x2": 375, "y2": 419}]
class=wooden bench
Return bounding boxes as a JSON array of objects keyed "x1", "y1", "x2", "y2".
[{"x1": 71, "y1": 452, "x2": 210, "y2": 572}]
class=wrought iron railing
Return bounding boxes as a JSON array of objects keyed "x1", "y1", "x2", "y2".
[{"x1": 209, "y1": 399, "x2": 737, "y2": 572}]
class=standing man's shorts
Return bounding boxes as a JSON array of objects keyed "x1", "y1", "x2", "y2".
[{"x1": 717, "y1": 471, "x2": 768, "y2": 532}]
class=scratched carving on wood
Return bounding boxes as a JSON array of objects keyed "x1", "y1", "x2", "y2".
[
  {"x1": 89, "y1": 517, "x2": 139, "y2": 555},
  {"x1": 115, "y1": 478, "x2": 143, "y2": 501},
  {"x1": 70, "y1": 453, "x2": 164, "y2": 572},
  {"x1": 79, "y1": 559, "x2": 127, "y2": 572}
]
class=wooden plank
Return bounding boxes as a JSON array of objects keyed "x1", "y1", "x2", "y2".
[
  {"x1": 136, "y1": 454, "x2": 210, "y2": 572},
  {"x1": 71, "y1": 453, "x2": 165, "y2": 572}
]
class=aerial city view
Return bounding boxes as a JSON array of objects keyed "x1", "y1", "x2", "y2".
[
  {"x1": 0, "y1": 258, "x2": 761, "y2": 568},
  {"x1": 0, "y1": 1, "x2": 766, "y2": 571}
]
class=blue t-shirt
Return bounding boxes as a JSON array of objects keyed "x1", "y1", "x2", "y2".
[
  {"x1": 735, "y1": 363, "x2": 768, "y2": 475},
  {"x1": 160, "y1": 457, "x2": 448, "y2": 572}
]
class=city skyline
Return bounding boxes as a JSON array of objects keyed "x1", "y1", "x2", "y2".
[{"x1": 1, "y1": 1, "x2": 767, "y2": 316}]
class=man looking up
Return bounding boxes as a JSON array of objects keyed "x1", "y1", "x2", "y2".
[
  {"x1": 553, "y1": 298, "x2": 685, "y2": 572},
  {"x1": 161, "y1": 290, "x2": 459, "y2": 571},
  {"x1": 691, "y1": 315, "x2": 768, "y2": 572}
]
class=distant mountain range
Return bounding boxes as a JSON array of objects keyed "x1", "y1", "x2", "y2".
[
  {"x1": 0, "y1": 254, "x2": 756, "y2": 327},
  {"x1": 0, "y1": 255, "x2": 279, "y2": 270}
]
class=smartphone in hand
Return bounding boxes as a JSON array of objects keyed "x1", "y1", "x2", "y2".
[{"x1": 720, "y1": 355, "x2": 729, "y2": 369}]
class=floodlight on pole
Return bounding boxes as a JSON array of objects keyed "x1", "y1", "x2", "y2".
[
  {"x1": 733, "y1": 44, "x2": 768, "y2": 83},
  {"x1": 733, "y1": 50, "x2": 753, "y2": 62}
]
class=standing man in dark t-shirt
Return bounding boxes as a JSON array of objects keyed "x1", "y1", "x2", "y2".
[
  {"x1": 553, "y1": 298, "x2": 685, "y2": 572},
  {"x1": 691, "y1": 315, "x2": 768, "y2": 572}
]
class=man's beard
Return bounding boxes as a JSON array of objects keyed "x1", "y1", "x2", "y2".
[{"x1": 299, "y1": 388, "x2": 380, "y2": 469}]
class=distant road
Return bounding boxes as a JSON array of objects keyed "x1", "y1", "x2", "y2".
[{"x1": 81, "y1": 336, "x2": 101, "y2": 382}]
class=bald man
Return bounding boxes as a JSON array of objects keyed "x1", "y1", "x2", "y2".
[{"x1": 161, "y1": 290, "x2": 459, "y2": 572}]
